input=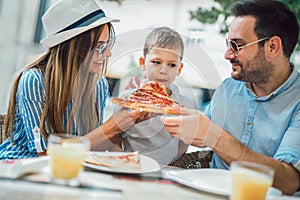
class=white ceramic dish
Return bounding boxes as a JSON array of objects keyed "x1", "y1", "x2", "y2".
[
  {"x1": 163, "y1": 168, "x2": 282, "y2": 197},
  {"x1": 164, "y1": 168, "x2": 230, "y2": 195},
  {"x1": 84, "y1": 152, "x2": 161, "y2": 174}
]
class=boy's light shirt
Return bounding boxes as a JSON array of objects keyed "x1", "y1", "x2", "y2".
[{"x1": 116, "y1": 82, "x2": 195, "y2": 165}]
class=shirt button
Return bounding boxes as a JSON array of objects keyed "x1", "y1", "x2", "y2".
[{"x1": 247, "y1": 121, "x2": 252, "y2": 126}]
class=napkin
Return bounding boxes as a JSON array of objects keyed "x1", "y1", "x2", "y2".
[{"x1": 0, "y1": 156, "x2": 49, "y2": 179}]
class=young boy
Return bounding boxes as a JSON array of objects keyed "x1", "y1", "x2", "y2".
[{"x1": 117, "y1": 27, "x2": 195, "y2": 165}]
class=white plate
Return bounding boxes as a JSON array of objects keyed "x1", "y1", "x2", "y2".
[
  {"x1": 164, "y1": 169, "x2": 230, "y2": 196},
  {"x1": 84, "y1": 152, "x2": 161, "y2": 174},
  {"x1": 163, "y1": 169, "x2": 282, "y2": 197}
]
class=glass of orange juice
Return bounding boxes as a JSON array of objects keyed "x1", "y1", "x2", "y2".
[
  {"x1": 47, "y1": 134, "x2": 90, "y2": 186},
  {"x1": 230, "y1": 161, "x2": 274, "y2": 200}
]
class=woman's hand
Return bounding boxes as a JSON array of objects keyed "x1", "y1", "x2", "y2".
[
  {"x1": 160, "y1": 107, "x2": 221, "y2": 147},
  {"x1": 107, "y1": 108, "x2": 152, "y2": 134},
  {"x1": 87, "y1": 108, "x2": 153, "y2": 151}
]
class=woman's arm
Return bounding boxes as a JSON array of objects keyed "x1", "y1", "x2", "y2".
[
  {"x1": 19, "y1": 70, "x2": 47, "y2": 156},
  {"x1": 84, "y1": 108, "x2": 149, "y2": 151}
]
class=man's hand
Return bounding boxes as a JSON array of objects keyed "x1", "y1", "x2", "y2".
[{"x1": 160, "y1": 107, "x2": 221, "y2": 147}]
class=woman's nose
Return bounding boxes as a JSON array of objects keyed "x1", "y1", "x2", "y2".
[{"x1": 102, "y1": 48, "x2": 112, "y2": 58}]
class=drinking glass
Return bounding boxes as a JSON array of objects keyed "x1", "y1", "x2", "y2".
[
  {"x1": 230, "y1": 161, "x2": 274, "y2": 200},
  {"x1": 47, "y1": 134, "x2": 91, "y2": 186}
]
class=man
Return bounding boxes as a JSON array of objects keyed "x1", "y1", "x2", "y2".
[{"x1": 161, "y1": 0, "x2": 300, "y2": 195}]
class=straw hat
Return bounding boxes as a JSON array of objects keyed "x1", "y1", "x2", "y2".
[{"x1": 41, "y1": 0, "x2": 119, "y2": 48}]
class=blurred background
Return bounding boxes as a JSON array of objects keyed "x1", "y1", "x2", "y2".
[{"x1": 0, "y1": 0, "x2": 299, "y2": 115}]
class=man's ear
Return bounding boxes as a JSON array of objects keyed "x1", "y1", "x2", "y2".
[
  {"x1": 139, "y1": 57, "x2": 145, "y2": 70},
  {"x1": 267, "y1": 36, "x2": 282, "y2": 58},
  {"x1": 177, "y1": 63, "x2": 184, "y2": 75}
]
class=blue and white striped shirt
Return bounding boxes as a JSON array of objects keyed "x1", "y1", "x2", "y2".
[{"x1": 0, "y1": 69, "x2": 109, "y2": 160}]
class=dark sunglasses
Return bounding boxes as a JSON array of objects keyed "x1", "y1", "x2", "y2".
[
  {"x1": 226, "y1": 37, "x2": 271, "y2": 52},
  {"x1": 95, "y1": 37, "x2": 115, "y2": 58}
]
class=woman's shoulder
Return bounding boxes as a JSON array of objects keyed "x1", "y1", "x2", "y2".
[
  {"x1": 20, "y1": 68, "x2": 44, "y2": 83},
  {"x1": 96, "y1": 77, "x2": 108, "y2": 88},
  {"x1": 18, "y1": 68, "x2": 45, "y2": 99}
]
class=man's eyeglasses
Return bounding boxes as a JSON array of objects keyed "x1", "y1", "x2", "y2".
[
  {"x1": 95, "y1": 37, "x2": 115, "y2": 58},
  {"x1": 226, "y1": 37, "x2": 271, "y2": 53}
]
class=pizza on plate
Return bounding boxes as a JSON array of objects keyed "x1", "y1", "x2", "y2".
[
  {"x1": 112, "y1": 81, "x2": 183, "y2": 114},
  {"x1": 85, "y1": 151, "x2": 141, "y2": 170}
]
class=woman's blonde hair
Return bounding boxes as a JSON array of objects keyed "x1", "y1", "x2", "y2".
[{"x1": 4, "y1": 23, "x2": 115, "y2": 141}]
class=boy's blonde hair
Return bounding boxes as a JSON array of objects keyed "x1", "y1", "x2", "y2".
[{"x1": 143, "y1": 26, "x2": 184, "y2": 60}]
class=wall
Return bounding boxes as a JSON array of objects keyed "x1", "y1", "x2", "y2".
[
  {"x1": 0, "y1": 0, "x2": 230, "y2": 114},
  {"x1": 0, "y1": 0, "x2": 42, "y2": 113}
]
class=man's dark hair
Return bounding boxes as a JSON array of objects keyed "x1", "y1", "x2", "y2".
[{"x1": 231, "y1": 0, "x2": 299, "y2": 58}]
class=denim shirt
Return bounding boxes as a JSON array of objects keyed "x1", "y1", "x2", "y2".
[{"x1": 205, "y1": 66, "x2": 300, "y2": 172}]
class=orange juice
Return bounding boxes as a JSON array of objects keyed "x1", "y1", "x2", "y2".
[
  {"x1": 230, "y1": 171, "x2": 272, "y2": 200},
  {"x1": 48, "y1": 145, "x2": 85, "y2": 179},
  {"x1": 230, "y1": 162, "x2": 274, "y2": 200}
]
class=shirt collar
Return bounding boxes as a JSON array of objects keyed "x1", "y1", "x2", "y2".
[{"x1": 246, "y1": 63, "x2": 298, "y2": 101}]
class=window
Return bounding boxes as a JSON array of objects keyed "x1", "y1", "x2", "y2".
[
  {"x1": 34, "y1": 0, "x2": 50, "y2": 44},
  {"x1": 0, "y1": 0, "x2": 3, "y2": 15}
]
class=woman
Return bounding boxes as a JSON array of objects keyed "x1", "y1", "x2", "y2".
[{"x1": 0, "y1": 0, "x2": 147, "y2": 160}]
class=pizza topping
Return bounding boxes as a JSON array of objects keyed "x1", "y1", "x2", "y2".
[
  {"x1": 127, "y1": 81, "x2": 176, "y2": 107},
  {"x1": 112, "y1": 81, "x2": 183, "y2": 114}
]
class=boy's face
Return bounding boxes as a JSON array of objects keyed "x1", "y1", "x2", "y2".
[{"x1": 140, "y1": 47, "x2": 183, "y2": 88}]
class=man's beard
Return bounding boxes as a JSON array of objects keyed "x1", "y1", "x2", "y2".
[{"x1": 231, "y1": 49, "x2": 275, "y2": 84}]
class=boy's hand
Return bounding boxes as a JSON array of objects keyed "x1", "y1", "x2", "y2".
[{"x1": 125, "y1": 75, "x2": 141, "y2": 89}]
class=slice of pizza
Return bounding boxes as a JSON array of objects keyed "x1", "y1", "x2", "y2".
[
  {"x1": 112, "y1": 81, "x2": 183, "y2": 114},
  {"x1": 85, "y1": 151, "x2": 141, "y2": 170}
]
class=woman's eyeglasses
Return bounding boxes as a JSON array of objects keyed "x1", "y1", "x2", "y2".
[
  {"x1": 95, "y1": 37, "x2": 115, "y2": 58},
  {"x1": 226, "y1": 37, "x2": 271, "y2": 53}
]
